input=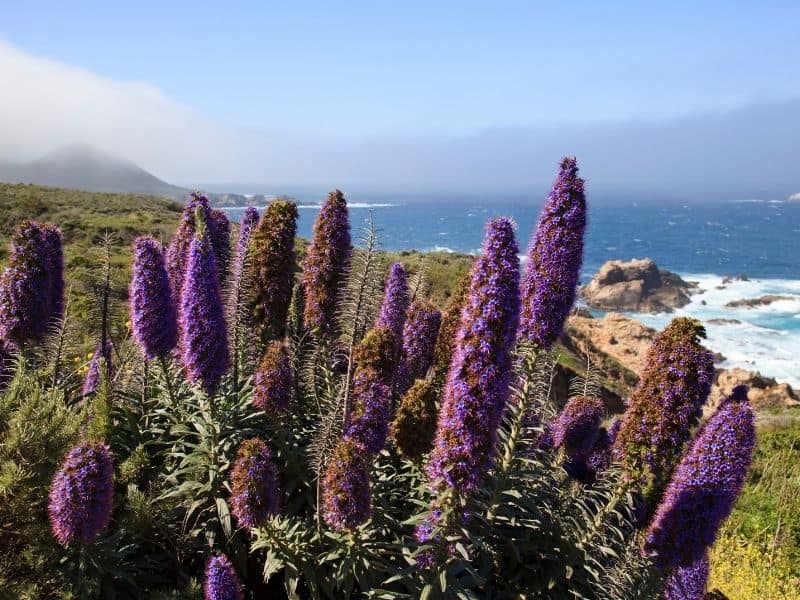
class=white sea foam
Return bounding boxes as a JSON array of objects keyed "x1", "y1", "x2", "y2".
[{"x1": 628, "y1": 274, "x2": 800, "y2": 387}]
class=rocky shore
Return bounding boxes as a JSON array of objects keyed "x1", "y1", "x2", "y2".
[{"x1": 561, "y1": 310, "x2": 798, "y2": 416}]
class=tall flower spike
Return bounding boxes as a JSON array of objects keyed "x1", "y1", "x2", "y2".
[
  {"x1": 232, "y1": 206, "x2": 259, "y2": 278},
  {"x1": 612, "y1": 317, "x2": 715, "y2": 508},
  {"x1": 204, "y1": 554, "x2": 244, "y2": 600},
  {"x1": 43, "y1": 224, "x2": 65, "y2": 325},
  {"x1": 249, "y1": 200, "x2": 298, "y2": 343},
  {"x1": 552, "y1": 396, "x2": 605, "y2": 458},
  {"x1": 375, "y1": 262, "x2": 410, "y2": 342},
  {"x1": 48, "y1": 441, "x2": 114, "y2": 546},
  {"x1": 344, "y1": 367, "x2": 392, "y2": 455},
  {"x1": 322, "y1": 438, "x2": 372, "y2": 531},
  {"x1": 0, "y1": 220, "x2": 52, "y2": 345},
  {"x1": 82, "y1": 340, "x2": 113, "y2": 397},
  {"x1": 229, "y1": 438, "x2": 279, "y2": 531},
  {"x1": 663, "y1": 554, "x2": 710, "y2": 600},
  {"x1": 302, "y1": 189, "x2": 351, "y2": 335},
  {"x1": 252, "y1": 341, "x2": 292, "y2": 412},
  {"x1": 179, "y1": 217, "x2": 230, "y2": 394},
  {"x1": 430, "y1": 270, "x2": 471, "y2": 387},
  {"x1": 519, "y1": 157, "x2": 587, "y2": 349},
  {"x1": 396, "y1": 301, "x2": 441, "y2": 394},
  {"x1": 208, "y1": 208, "x2": 231, "y2": 278},
  {"x1": 130, "y1": 237, "x2": 178, "y2": 359},
  {"x1": 391, "y1": 379, "x2": 439, "y2": 462},
  {"x1": 426, "y1": 218, "x2": 520, "y2": 493},
  {"x1": 167, "y1": 193, "x2": 209, "y2": 300},
  {"x1": 644, "y1": 385, "x2": 755, "y2": 569}
]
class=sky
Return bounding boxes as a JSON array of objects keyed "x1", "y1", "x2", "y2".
[{"x1": 0, "y1": 1, "x2": 799, "y2": 199}]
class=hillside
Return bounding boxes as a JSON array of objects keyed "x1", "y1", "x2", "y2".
[{"x1": 0, "y1": 146, "x2": 189, "y2": 197}]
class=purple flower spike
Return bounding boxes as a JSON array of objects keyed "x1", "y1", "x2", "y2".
[
  {"x1": 426, "y1": 218, "x2": 520, "y2": 494},
  {"x1": 375, "y1": 263, "x2": 409, "y2": 343},
  {"x1": 322, "y1": 438, "x2": 372, "y2": 531},
  {"x1": 644, "y1": 385, "x2": 755, "y2": 570},
  {"x1": 249, "y1": 200, "x2": 298, "y2": 343},
  {"x1": 232, "y1": 207, "x2": 259, "y2": 278},
  {"x1": 130, "y1": 237, "x2": 178, "y2": 360},
  {"x1": 553, "y1": 396, "x2": 605, "y2": 458},
  {"x1": 519, "y1": 157, "x2": 587, "y2": 350},
  {"x1": 42, "y1": 224, "x2": 65, "y2": 324},
  {"x1": 663, "y1": 553, "x2": 710, "y2": 600},
  {"x1": 48, "y1": 441, "x2": 114, "y2": 546},
  {"x1": 0, "y1": 221, "x2": 53, "y2": 345},
  {"x1": 345, "y1": 367, "x2": 392, "y2": 455},
  {"x1": 179, "y1": 229, "x2": 230, "y2": 394},
  {"x1": 230, "y1": 438, "x2": 280, "y2": 531},
  {"x1": 82, "y1": 340, "x2": 113, "y2": 396},
  {"x1": 208, "y1": 208, "x2": 231, "y2": 277},
  {"x1": 204, "y1": 554, "x2": 244, "y2": 600},
  {"x1": 302, "y1": 190, "x2": 351, "y2": 335},
  {"x1": 252, "y1": 341, "x2": 292, "y2": 412},
  {"x1": 612, "y1": 318, "x2": 715, "y2": 508},
  {"x1": 397, "y1": 301, "x2": 441, "y2": 394},
  {"x1": 167, "y1": 194, "x2": 212, "y2": 299}
]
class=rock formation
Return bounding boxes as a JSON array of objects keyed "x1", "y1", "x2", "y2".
[
  {"x1": 725, "y1": 295, "x2": 795, "y2": 309},
  {"x1": 580, "y1": 258, "x2": 696, "y2": 313}
]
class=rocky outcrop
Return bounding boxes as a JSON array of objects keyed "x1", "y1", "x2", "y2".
[
  {"x1": 725, "y1": 295, "x2": 795, "y2": 309},
  {"x1": 709, "y1": 368, "x2": 799, "y2": 412},
  {"x1": 580, "y1": 258, "x2": 696, "y2": 313}
]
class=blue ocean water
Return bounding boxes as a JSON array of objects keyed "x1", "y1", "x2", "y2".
[{"x1": 223, "y1": 199, "x2": 800, "y2": 385}]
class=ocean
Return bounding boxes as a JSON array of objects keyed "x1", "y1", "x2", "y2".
[{"x1": 222, "y1": 198, "x2": 800, "y2": 387}]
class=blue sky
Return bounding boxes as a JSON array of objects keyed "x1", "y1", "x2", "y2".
[
  {"x1": 3, "y1": 1, "x2": 799, "y2": 135},
  {"x1": 0, "y1": 1, "x2": 799, "y2": 197}
]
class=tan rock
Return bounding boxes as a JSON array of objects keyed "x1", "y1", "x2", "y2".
[
  {"x1": 580, "y1": 258, "x2": 695, "y2": 313},
  {"x1": 566, "y1": 312, "x2": 656, "y2": 375},
  {"x1": 708, "y1": 368, "x2": 799, "y2": 412}
]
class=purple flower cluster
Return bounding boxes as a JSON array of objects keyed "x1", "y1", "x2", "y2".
[
  {"x1": 425, "y1": 218, "x2": 520, "y2": 493},
  {"x1": 612, "y1": 318, "x2": 715, "y2": 507},
  {"x1": 204, "y1": 554, "x2": 244, "y2": 600},
  {"x1": 397, "y1": 301, "x2": 441, "y2": 394},
  {"x1": 130, "y1": 237, "x2": 177, "y2": 360},
  {"x1": 231, "y1": 206, "x2": 259, "y2": 281},
  {"x1": 0, "y1": 221, "x2": 64, "y2": 345},
  {"x1": 344, "y1": 367, "x2": 392, "y2": 455},
  {"x1": 518, "y1": 157, "x2": 586, "y2": 350},
  {"x1": 43, "y1": 224, "x2": 65, "y2": 324},
  {"x1": 375, "y1": 263, "x2": 409, "y2": 343},
  {"x1": 663, "y1": 554, "x2": 709, "y2": 600},
  {"x1": 582, "y1": 419, "x2": 621, "y2": 480},
  {"x1": 249, "y1": 200, "x2": 298, "y2": 342},
  {"x1": 321, "y1": 438, "x2": 372, "y2": 531},
  {"x1": 644, "y1": 385, "x2": 755, "y2": 569},
  {"x1": 552, "y1": 396, "x2": 605, "y2": 457},
  {"x1": 82, "y1": 340, "x2": 114, "y2": 396},
  {"x1": 252, "y1": 341, "x2": 292, "y2": 412},
  {"x1": 179, "y1": 229, "x2": 230, "y2": 394},
  {"x1": 302, "y1": 190, "x2": 351, "y2": 335},
  {"x1": 208, "y1": 208, "x2": 231, "y2": 278},
  {"x1": 229, "y1": 438, "x2": 280, "y2": 531},
  {"x1": 166, "y1": 194, "x2": 230, "y2": 300},
  {"x1": 48, "y1": 441, "x2": 114, "y2": 546}
]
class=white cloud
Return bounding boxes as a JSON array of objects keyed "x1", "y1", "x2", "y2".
[{"x1": 0, "y1": 40, "x2": 238, "y2": 181}]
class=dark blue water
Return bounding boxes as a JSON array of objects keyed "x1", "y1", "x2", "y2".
[{"x1": 224, "y1": 199, "x2": 800, "y2": 280}]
